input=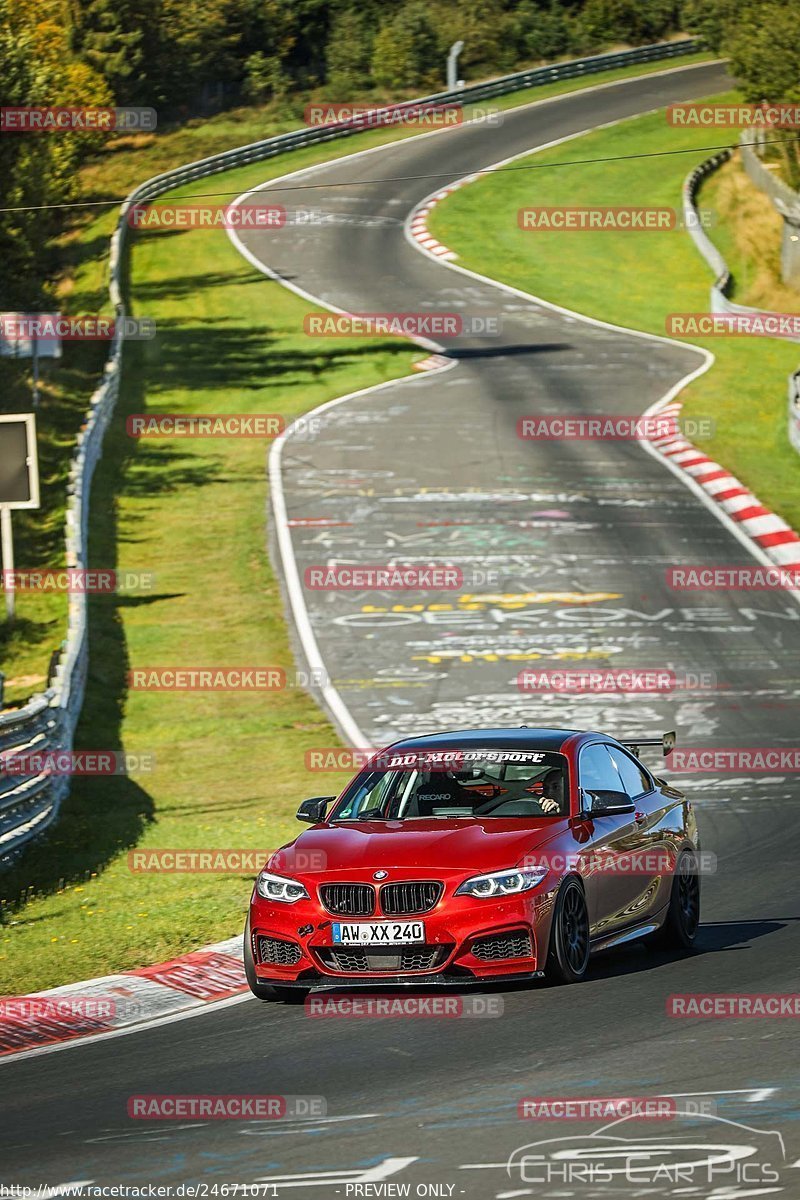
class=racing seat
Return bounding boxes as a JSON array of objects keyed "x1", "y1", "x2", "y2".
[{"x1": 414, "y1": 778, "x2": 474, "y2": 817}]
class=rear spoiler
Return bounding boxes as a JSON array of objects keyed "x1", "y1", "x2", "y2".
[{"x1": 622, "y1": 731, "x2": 676, "y2": 758}]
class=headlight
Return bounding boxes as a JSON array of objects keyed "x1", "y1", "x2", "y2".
[
  {"x1": 455, "y1": 866, "x2": 548, "y2": 898},
  {"x1": 256, "y1": 871, "x2": 309, "y2": 903}
]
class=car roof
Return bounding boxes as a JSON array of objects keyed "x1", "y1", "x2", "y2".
[{"x1": 385, "y1": 727, "x2": 588, "y2": 753}]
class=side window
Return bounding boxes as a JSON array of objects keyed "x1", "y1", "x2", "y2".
[
  {"x1": 607, "y1": 746, "x2": 652, "y2": 799},
  {"x1": 579, "y1": 744, "x2": 625, "y2": 797}
]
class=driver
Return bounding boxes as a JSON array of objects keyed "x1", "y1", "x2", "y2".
[{"x1": 539, "y1": 768, "x2": 565, "y2": 814}]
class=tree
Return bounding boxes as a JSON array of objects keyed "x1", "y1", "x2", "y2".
[
  {"x1": 724, "y1": 1, "x2": 800, "y2": 103},
  {"x1": 326, "y1": 6, "x2": 374, "y2": 93},
  {"x1": 512, "y1": 1, "x2": 573, "y2": 62},
  {"x1": 578, "y1": 0, "x2": 679, "y2": 49},
  {"x1": 66, "y1": 0, "x2": 146, "y2": 106},
  {"x1": 722, "y1": 0, "x2": 800, "y2": 187},
  {"x1": 680, "y1": 0, "x2": 738, "y2": 55},
  {"x1": 243, "y1": 51, "x2": 289, "y2": 103},
  {"x1": 371, "y1": 2, "x2": 441, "y2": 92}
]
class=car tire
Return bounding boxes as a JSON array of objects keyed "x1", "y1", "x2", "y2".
[
  {"x1": 652, "y1": 850, "x2": 700, "y2": 951},
  {"x1": 545, "y1": 878, "x2": 590, "y2": 984}
]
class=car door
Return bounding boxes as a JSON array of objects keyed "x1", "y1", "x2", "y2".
[
  {"x1": 605, "y1": 743, "x2": 675, "y2": 919},
  {"x1": 578, "y1": 743, "x2": 648, "y2": 939}
]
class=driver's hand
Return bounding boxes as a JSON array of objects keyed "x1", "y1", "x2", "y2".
[{"x1": 541, "y1": 798, "x2": 560, "y2": 813}]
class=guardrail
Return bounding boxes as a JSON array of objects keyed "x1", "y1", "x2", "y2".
[
  {"x1": 789, "y1": 369, "x2": 800, "y2": 455},
  {"x1": 740, "y1": 134, "x2": 800, "y2": 212},
  {"x1": 683, "y1": 150, "x2": 735, "y2": 307},
  {"x1": 0, "y1": 37, "x2": 701, "y2": 864},
  {"x1": 739, "y1": 132, "x2": 800, "y2": 289}
]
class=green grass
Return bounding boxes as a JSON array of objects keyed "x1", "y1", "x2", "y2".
[
  {"x1": 428, "y1": 93, "x2": 800, "y2": 530},
  {"x1": 0, "y1": 51, "x2": 717, "y2": 994}
]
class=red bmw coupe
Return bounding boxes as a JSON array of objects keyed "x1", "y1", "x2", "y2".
[{"x1": 245, "y1": 727, "x2": 700, "y2": 1000}]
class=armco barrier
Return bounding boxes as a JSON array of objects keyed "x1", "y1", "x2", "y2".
[
  {"x1": 683, "y1": 150, "x2": 735, "y2": 309},
  {"x1": 739, "y1": 132, "x2": 800, "y2": 290},
  {"x1": 0, "y1": 38, "x2": 700, "y2": 864},
  {"x1": 789, "y1": 369, "x2": 800, "y2": 455}
]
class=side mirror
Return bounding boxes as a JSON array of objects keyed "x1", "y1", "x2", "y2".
[
  {"x1": 296, "y1": 796, "x2": 334, "y2": 823},
  {"x1": 585, "y1": 789, "x2": 635, "y2": 817}
]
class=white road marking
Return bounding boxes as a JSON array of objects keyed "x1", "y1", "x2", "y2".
[
  {"x1": 253, "y1": 1156, "x2": 418, "y2": 1188},
  {"x1": 663, "y1": 1089, "x2": 777, "y2": 1104}
]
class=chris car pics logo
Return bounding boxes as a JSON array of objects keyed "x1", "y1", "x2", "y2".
[{"x1": 505, "y1": 1113, "x2": 788, "y2": 1189}]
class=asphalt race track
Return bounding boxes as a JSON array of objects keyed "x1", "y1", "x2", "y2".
[{"x1": 4, "y1": 60, "x2": 800, "y2": 1198}]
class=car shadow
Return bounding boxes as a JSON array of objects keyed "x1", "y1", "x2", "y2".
[
  {"x1": 585, "y1": 917, "x2": 791, "y2": 982},
  {"x1": 281, "y1": 919, "x2": 795, "y2": 1003}
]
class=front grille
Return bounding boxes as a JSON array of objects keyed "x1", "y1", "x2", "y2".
[
  {"x1": 320, "y1": 883, "x2": 375, "y2": 916},
  {"x1": 317, "y1": 945, "x2": 448, "y2": 974},
  {"x1": 380, "y1": 881, "x2": 442, "y2": 915},
  {"x1": 257, "y1": 935, "x2": 302, "y2": 966},
  {"x1": 471, "y1": 931, "x2": 533, "y2": 961}
]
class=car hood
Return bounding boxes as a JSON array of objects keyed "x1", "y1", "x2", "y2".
[{"x1": 268, "y1": 818, "x2": 568, "y2": 877}]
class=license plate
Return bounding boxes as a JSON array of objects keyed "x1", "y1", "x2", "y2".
[{"x1": 332, "y1": 921, "x2": 425, "y2": 945}]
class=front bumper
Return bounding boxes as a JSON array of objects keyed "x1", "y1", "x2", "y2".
[{"x1": 249, "y1": 884, "x2": 557, "y2": 989}]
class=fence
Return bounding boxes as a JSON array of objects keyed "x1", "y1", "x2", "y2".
[
  {"x1": 789, "y1": 370, "x2": 800, "y2": 455},
  {"x1": 739, "y1": 132, "x2": 800, "y2": 291},
  {"x1": 0, "y1": 37, "x2": 700, "y2": 863},
  {"x1": 683, "y1": 144, "x2": 800, "y2": 457}
]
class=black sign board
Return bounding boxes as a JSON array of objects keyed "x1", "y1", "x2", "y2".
[{"x1": 0, "y1": 414, "x2": 40, "y2": 509}]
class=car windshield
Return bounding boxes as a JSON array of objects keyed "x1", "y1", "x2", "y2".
[{"x1": 331, "y1": 748, "x2": 569, "y2": 821}]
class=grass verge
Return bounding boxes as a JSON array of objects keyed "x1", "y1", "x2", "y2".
[{"x1": 427, "y1": 94, "x2": 800, "y2": 530}]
